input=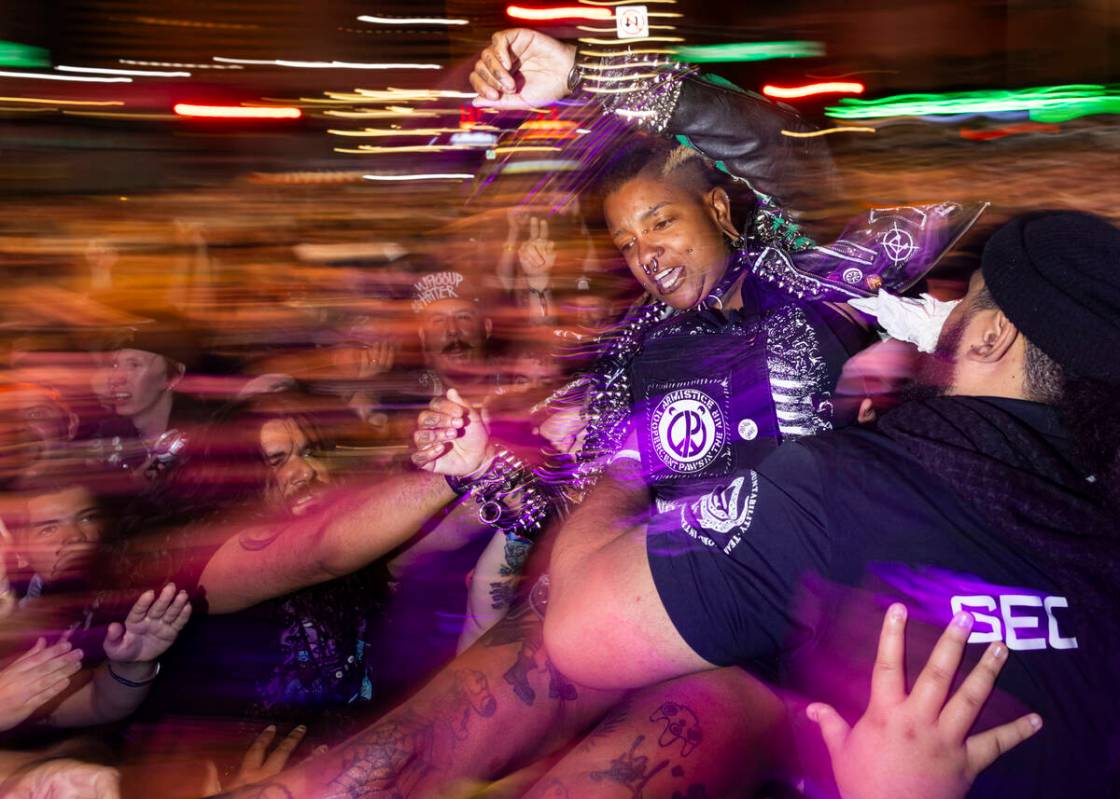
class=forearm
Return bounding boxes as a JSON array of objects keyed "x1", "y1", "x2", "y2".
[
  {"x1": 46, "y1": 661, "x2": 153, "y2": 727},
  {"x1": 457, "y1": 531, "x2": 532, "y2": 652}
]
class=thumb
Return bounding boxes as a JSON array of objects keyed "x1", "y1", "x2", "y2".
[
  {"x1": 807, "y1": 703, "x2": 851, "y2": 762},
  {"x1": 201, "y1": 760, "x2": 222, "y2": 795},
  {"x1": 104, "y1": 622, "x2": 124, "y2": 645},
  {"x1": 446, "y1": 388, "x2": 466, "y2": 409}
]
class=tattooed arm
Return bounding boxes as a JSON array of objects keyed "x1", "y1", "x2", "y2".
[
  {"x1": 199, "y1": 470, "x2": 457, "y2": 614},
  {"x1": 546, "y1": 463, "x2": 713, "y2": 689},
  {"x1": 457, "y1": 531, "x2": 533, "y2": 653}
]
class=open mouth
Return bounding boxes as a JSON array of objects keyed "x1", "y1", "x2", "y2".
[
  {"x1": 652, "y1": 265, "x2": 684, "y2": 295},
  {"x1": 287, "y1": 486, "x2": 322, "y2": 515}
]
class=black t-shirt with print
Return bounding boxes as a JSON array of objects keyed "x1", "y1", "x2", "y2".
[{"x1": 648, "y1": 398, "x2": 1120, "y2": 797}]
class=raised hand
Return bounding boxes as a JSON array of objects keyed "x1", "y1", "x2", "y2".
[
  {"x1": 1, "y1": 758, "x2": 120, "y2": 799},
  {"x1": 0, "y1": 637, "x2": 84, "y2": 731},
  {"x1": 103, "y1": 583, "x2": 191, "y2": 666},
  {"x1": 470, "y1": 28, "x2": 576, "y2": 109},
  {"x1": 411, "y1": 389, "x2": 493, "y2": 477},
  {"x1": 807, "y1": 604, "x2": 1043, "y2": 799},
  {"x1": 224, "y1": 724, "x2": 308, "y2": 791},
  {"x1": 518, "y1": 217, "x2": 558, "y2": 292}
]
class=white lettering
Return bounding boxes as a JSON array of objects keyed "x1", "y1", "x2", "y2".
[
  {"x1": 1000, "y1": 595, "x2": 1046, "y2": 651},
  {"x1": 951, "y1": 595, "x2": 1003, "y2": 644},
  {"x1": 1044, "y1": 596, "x2": 1079, "y2": 650}
]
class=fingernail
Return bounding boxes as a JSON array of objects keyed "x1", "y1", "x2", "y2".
[
  {"x1": 60, "y1": 641, "x2": 72, "y2": 651},
  {"x1": 296, "y1": 725, "x2": 307, "y2": 732},
  {"x1": 265, "y1": 725, "x2": 277, "y2": 732},
  {"x1": 889, "y1": 603, "x2": 907, "y2": 623},
  {"x1": 991, "y1": 643, "x2": 1006, "y2": 660},
  {"x1": 1029, "y1": 714, "x2": 1043, "y2": 729},
  {"x1": 954, "y1": 610, "x2": 974, "y2": 629},
  {"x1": 805, "y1": 704, "x2": 820, "y2": 722}
]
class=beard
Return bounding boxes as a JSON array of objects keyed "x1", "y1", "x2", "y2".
[{"x1": 902, "y1": 312, "x2": 969, "y2": 403}]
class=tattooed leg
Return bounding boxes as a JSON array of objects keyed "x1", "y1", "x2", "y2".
[
  {"x1": 206, "y1": 578, "x2": 622, "y2": 799},
  {"x1": 521, "y1": 667, "x2": 790, "y2": 799}
]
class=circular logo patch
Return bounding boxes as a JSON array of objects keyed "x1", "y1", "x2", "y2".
[
  {"x1": 651, "y1": 388, "x2": 727, "y2": 473},
  {"x1": 842, "y1": 267, "x2": 864, "y2": 285}
]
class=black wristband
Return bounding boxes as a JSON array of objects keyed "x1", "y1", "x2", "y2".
[{"x1": 107, "y1": 661, "x2": 160, "y2": 688}]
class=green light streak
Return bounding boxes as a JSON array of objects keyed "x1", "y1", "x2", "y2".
[
  {"x1": 0, "y1": 41, "x2": 49, "y2": 68},
  {"x1": 675, "y1": 41, "x2": 824, "y2": 63},
  {"x1": 825, "y1": 84, "x2": 1120, "y2": 121}
]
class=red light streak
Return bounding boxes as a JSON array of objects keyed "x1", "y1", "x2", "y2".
[
  {"x1": 762, "y1": 81, "x2": 865, "y2": 99},
  {"x1": 506, "y1": 5, "x2": 613, "y2": 22},
  {"x1": 958, "y1": 122, "x2": 1060, "y2": 141},
  {"x1": 173, "y1": 103, "x2": 302, "y2": 119}
]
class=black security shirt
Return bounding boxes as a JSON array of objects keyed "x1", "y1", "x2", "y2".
[{"x1": 648, "y1": 398, "x2": 1120, "y2": 797}]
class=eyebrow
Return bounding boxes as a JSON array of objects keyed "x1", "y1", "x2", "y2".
[{"x1": 610, "y1": 202, "x2": 671, "y2": 238}]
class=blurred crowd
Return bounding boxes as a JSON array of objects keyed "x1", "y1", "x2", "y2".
[{"x1": 0, "y1": 13, "x2": 1117, "y2": 799}]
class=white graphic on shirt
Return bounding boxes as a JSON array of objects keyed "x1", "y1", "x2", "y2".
[{"x1": 680, "y1": 473, "x2": 758, "y2": 555}]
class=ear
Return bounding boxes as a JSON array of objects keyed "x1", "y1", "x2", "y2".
[
  {"x1": 705, "y1": 187, "x2": 740, "y2": 242},
  {"x1": 166, "y1": 361, "x2": 186, "y2": 391},
  {"x1": 963, "y1": 309, "x2": 1020, "y2": 365},
  {"x1": 483, "y1": 317, "x2": 493, "y2": 339}
]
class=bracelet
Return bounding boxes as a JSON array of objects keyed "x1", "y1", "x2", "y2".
[
  {"x1": 453, "y1": 448, "x2": 549, "y2": 539},
  {"x1": 107, "y1": 661, "x2": 160, "y2": 688},
  {"x1": 566, "y1": 63, "x2": 583, "y2": 95}
]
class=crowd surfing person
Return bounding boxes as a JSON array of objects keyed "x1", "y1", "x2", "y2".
[
  {"x1": 545, "y1": 212, "x2": 1120, "y2": 796},
  {"x1": 188, "y1": 31, "x2": 998, "y2": 799}
]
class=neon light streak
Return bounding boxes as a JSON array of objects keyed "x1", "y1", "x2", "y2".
[
  {"x1": 506, "y1": 6, "x2": 613, "y2": 21},
  {"x1": 825, "y1": 84, "x2": 1119, "y2": 121},
  {"x1": 0, "y1": 96, "x2": 124, "y2": 106},
  {"x1": 363, "y1": 173, "x2": 474, "y2": 181},
  {"x1": 213, "y1": 57, "x2": 441, "y2": 70},
  {"x1": 0, "y1": 70, "x2": 131, "y2": 83},
  {"x1": 959, "y1": 123, "x2": 1060, "y2": 141},
  {"x1": 173, "y1": 103, "x2": 302, "y2": 119},
  {"x1": 357, "y1": 15, "x2": 469, "y2": 25},
  {"x1": 121, "y1": 59, "x2": 243, "y2": 69},
  {"x1": 675, "y1": 41, "x2": 825, "y2": 63},
  {"x1": 328, "y1": 126, "x2": 497, "y2": 137},
  {"x1": 57, "y1": 65, "x2": 191, "y2": 77},
  {"x1": 334, "y1": 145, "x2": 469, "y2": 154},
  {"x1": 780, "y1": 126, "x2": 876, "y2": 137},
  {"x1": 763, "y1": 81, "x2": 864, "y2": 99}
]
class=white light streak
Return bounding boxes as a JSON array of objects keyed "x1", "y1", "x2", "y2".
[
  {"x1": 121, "y1": 59, "x2": 243, "y2": 69},
  {"x1": 57, "y1": 65, "x2": 191, "y2": 77},
  {"x1": 0, "y1": 70, "x2": 132, "y2": 83},
  {"x1": 357, "y1": 15, "x2": 469, "y2": 26},
  {"x1": 363, "y1": 173, "x2": 474, "y2": 181}
]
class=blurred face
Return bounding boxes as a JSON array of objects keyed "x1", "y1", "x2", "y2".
[
  {"x1": 417, "y1": 298, "x2": 490, "y2": 379},
  {"x1": 100, "y1": 349, "x2": 178, "y2": 419},
  {"x1": 915, "y1": 271, "x2": 988, "y2": 395},
  {"x1": 259, "y1": 418, "x2": 330, "y2": 516},
  {"x1": 605, "y1": 174, "x2": 735, "y2": 310},
  {"x1": 20, "y1": 486, "x2": 104, "y2": 583}
]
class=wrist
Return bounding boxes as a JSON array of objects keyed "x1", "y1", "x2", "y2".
[{"x1": 107, "y1": 659, "x2": 158, "y2": 682}]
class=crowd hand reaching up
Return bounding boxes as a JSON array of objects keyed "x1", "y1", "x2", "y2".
[
  {"x1": 0, "y1": 518, "x2": 17, "y2": 620},
  {"x1": 201, "y1": 724, "x2": 309, "y2": 794},
  {"x1": 0, "y1": 759, "x2": 120, "y2": 799},
  {"x1": 807, "y1": 604, "x2": 1043, "y2": 799},
  {"x1": 102, "y1": 583, "x2": 191, "y2": 673},
  {"x1": 470, "y1": 28, "x2": 576, "y2": 109},
  {"x1": 0, "y1": 637, "x2": 84, "y2": 732},
  {"x1": 411, "y1": 389, "x2": 494, "y2": 477},
  {"x1": 518, "y1": 217, "x2": 557, "y2": 292}
]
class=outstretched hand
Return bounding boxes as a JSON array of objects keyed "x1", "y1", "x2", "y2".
[
  {"x1": 0, "y1": 637, "x2": 84, "y2": 732},
  {"x1": 807, "y1": 604, "x2": 1042, "y2": 799},
  {"x1": 470, "y1": 29, "x2": 576, "y2": 109},
  {"x1": 103, "y1": 583, "x2": 192, "y2": 665},
  {"x1": 411, "y1": 389, "x2": 493, "y2": 477},
  {"x1": 1, "y1": 758, "x2": 120, "y2": 799}
]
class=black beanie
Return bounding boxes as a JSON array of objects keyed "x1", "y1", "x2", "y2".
[{"x1": 981, "y1": 210, "x2": 1120, "y2": 384}]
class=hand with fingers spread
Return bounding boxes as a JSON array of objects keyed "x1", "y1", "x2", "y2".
[
  {"x1": 807, "y1": 604, "x2": 1043, "y2": 799},
  {"x1": 1, "y1": 758, "x2": 120, "y2": 799},
  {"x1": 469, "y1": 29, "x2": 576, "y2": 109},
  {"x1": 518, "y1": 217, "x2": 557, "y2": 292},
  {"x1": 224, "y1": 724, "x2": 308, "y2": 791},
  {"x1": 0, "y1": 637, "x2": 84, "y2": 731},
  {"x1": 358, "y1": 340, "x2": 397, "y2": 380},
  {"x1": 411, "y1": 389, "x2": 493, "y2": 477},
  {"x1": 103, "y1": 583, "x2": 192, "y2": 669}
]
